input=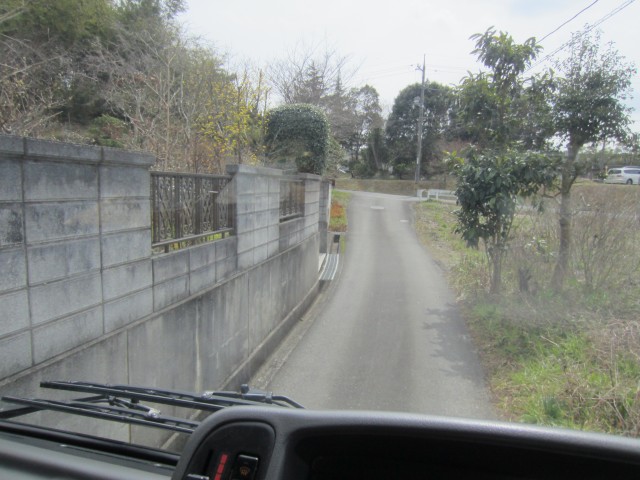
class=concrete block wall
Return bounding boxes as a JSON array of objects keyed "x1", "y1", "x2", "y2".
[
  {"x1": 0, "y1": 135, "x2": 323, "y2": 447},
  {"x1": 278, "y1": 173, "x2": 323, "y2": 252},
  {"x1": 302, "y1": 174, "x2": 321, "y2": 239},
  {"x1": 129, "y1": 232, "x2": 320, "y2": 447},
  {"x1": 279, "y1": 217, "x2": 305, "y2": 252},
  {"x1": 151, "y1": 236, "x2": 238, "y2": 311},
  {"x1": 0, "y1": 136, "x2": 154, "y2": 378}
]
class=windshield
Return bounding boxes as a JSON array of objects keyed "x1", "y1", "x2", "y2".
[{"x1": 1, "y1": 0, "x2": 639, "y2": 450}]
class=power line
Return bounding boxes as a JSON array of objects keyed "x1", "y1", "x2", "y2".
[
  {"x1": 538, "y1": 0, "x2": 600, "y2": 43},
  {"x1": 527, "y1": 0, "x2": 636, "y2": 72},
  {"x1": 355, "y1": 62, "x2": 467, "y2": 84}
]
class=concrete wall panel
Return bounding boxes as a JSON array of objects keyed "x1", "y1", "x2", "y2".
[
  {"x1": 32, "y1": 306, "x2": 103, "y2": 363},
  {"x1": 248, "y1": 262, "x2": 273, "y2": 352},
  {"x1": 25, "y1": 202, "x2": 98, "y2": 243},
  {"x1": 23, "y1": 161, "x2": 97, "y2": 201},
  {"x1": 0, "y1": 247, "x2": 26, "y2": 292},
  {"x1": 237, "y1": 230, "x2": 254, "y2": 254},
  {"x1": 214, "y1": 275, "x2": 249, "y2": 381},
  {"x1": 102, "y1": 260, "x2": 152, "y2": 302},
  {"x1": 0, "y1": 332, "x2": 130, "y2": 443},
  {"x1": 153, "y1": 249, "x2": 189, "y2": 283},
  {"x1": 0, "y1": 204, "x2": 24, "y2": 246},
  {"x1": 128, "y1": 303, "x2": 198, "y2": 389},
  {"x1": 189, "y1": 242, "x2": 216, "y2": 270},
  {"x1": 100, "y1": 199, "x2": 149, "y2": 233},
  {"x1": 216, "y1": 255, "x2": 237, "y2": 283},
  {"x1": 27, "y1": 237, "x2": 100, "y2": 284},
  {"x1": 253, "y1": 244, "x2": 268, "y2": 264},
  {"x1": 153, "y1": 274, "x2": 189, "y2": 311},
  {"x1": 236, "y1": 212, "x2": 255, "y2": 232},
  {"x1": 0, "y1": 289, "x2": 29, "y2": 336},
  {"x1": 30, "y1": 272, "x2": 102, "y2": 324},
  {"x1": 254, "y1": 227, "x2": 269, "y2": 248},
  {"x1": 0, "y1": 332, "x2": 128, "y2": 398},
  {"x1": 190, "y1": 265, "x2": 216, "y2": 295},
  {"x1": 0, "y1": 159, "x2": 22, "y2": 202},
  {"x1": 0, "y1": 332, "x2": 32, "y2": 378},
  {"x1": 267, "y1": 240, "x2": 279, "y2": 258},
  {"x1": 254, "y1": 194, "x2": 269, "y2": 212},
  {"x1": 101, "y1": 229, "x2": 150, "y2": 267},
  {"x1": 104, "y1": 288, "x2": 153, "y2": 332},
  {"x1": 100, "y1": 165, "x2": 150, "y2": 198}
]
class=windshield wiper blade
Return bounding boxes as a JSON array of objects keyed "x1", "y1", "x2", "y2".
[
  {"x1": 2, "y1": 396, "x2": 198, "y2": 434},
  {"x1": 1, "y1": 382, "x2": 303, "y2": 438},
  {"x1": 0, "y1": 394, "x2": 104, "y2": 420},
  {"x1": 41, "y1": 381, "x2": 304, "y2": 410}
]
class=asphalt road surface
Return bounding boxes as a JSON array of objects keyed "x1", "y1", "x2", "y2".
[{"x1": 252, "y1": 191, "x2": 495, "y2": 419}]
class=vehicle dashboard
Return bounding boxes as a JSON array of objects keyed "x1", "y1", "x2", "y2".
[
  {"x1": 2, "y1": 406, "x2": 640, "y2": 480},
  {"x1": 176, "y1": 407, "x2": 640, "y2": 479}
]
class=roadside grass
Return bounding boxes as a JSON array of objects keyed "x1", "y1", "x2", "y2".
[
  {"x1": 413, "y1": 201, "x2": 474, "y2": 271},
  {"x1": 468, "y1": 296, "x2": 640, "y2": 434},
  {"x1": 329, "y1": 190, "x2": 350, "y2": 232},
  {"x1": 413, "y1": 188, "x2": 640, "y2": 437}
]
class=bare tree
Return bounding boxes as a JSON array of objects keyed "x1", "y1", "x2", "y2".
[
  {"x1": 267, "y1": 40, "x2": 355, "y2": 106},
  {"x1": 90, "y1": 23, "x2": 183, "y2": 168},
  {"x1": 90, "y1": 24, "x2": 267, "y2": 173},
  {"x1": 0, "y1": 8, "x2": 70, "y2": 135}
]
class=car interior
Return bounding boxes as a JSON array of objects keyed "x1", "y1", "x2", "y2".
[{"x1": 1, "y1": 381, "x2": 640, "y2": 480}]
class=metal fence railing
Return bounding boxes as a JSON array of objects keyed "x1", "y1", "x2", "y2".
[
  {"x1": 420, "y1": 189, "x2": 457, "y2": 203},
  {"x1": 151, "y1": 172, "x2": 234, "y2": 253},
  {"x1": 279, "y1": 177, "x2": 305, "y2": 221}
]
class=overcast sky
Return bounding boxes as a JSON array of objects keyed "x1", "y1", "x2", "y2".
[{"x1": 179, "y1": 0, "x2": 639, "y2": 128}]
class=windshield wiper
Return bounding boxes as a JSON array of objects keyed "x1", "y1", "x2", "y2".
[
  {"x1": 41, "y1": 380, "x2": 304, "y2": 410},
  {"x1": 2, "y1": 396, "x2": 199, "y2": 434},
  {"x1": 0, "y1": 381, "x2": 303, "y2": 434}
]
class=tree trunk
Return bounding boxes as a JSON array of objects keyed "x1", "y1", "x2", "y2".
[
  {"x1": 552, "y1": 144, "x2": 579, "y2": 289},
  {"x1": 489, "y1": 232, "x2": 504, "y2": 295},
  {"x1": 490, "y1": 247, "x2": 503, "y2": 295}
]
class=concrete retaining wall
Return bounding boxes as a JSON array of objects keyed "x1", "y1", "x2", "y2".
[{"x1": 0, "y1": 135, "x2": 323, "y2": 445}]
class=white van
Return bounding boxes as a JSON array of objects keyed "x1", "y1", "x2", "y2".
[{"x1": 604, "y1": 166, "x2": 640, "y2": 185}]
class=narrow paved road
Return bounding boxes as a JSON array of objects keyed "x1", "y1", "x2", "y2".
[{"x1": 253, "y1": 191, "x2": 494, "y2": 419}]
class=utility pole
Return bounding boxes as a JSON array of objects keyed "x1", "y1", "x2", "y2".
[{"x1": 415, "y1": 55, "x2": 426, "y2": 183}]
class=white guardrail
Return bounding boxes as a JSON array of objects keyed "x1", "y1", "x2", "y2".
[{"x1": 417, "y1": 189, "x2": 457, "y2": 203}]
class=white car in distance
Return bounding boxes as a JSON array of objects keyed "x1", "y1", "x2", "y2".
[{"x1": 604, "y1": 166, "x2": 640, "y2": 184}]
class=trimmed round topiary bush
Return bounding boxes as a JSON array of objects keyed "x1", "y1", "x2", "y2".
[{"x1": 265, "y1": 104, "x2": 329, "y2": 174}]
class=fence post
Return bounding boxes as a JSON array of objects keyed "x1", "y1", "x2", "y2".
[
  {"x1": 174, "y1": 176, "x2": 182, "y2": 240},
  {"x1": 194, "y1": 176, "x2": 202, "y2": 236},
  {"x1": 226, "y1": 164, "x2": 283, "y2": 269},
  {"x1": 300, "y1": 173, "x2": 321, "y2": 241}
]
